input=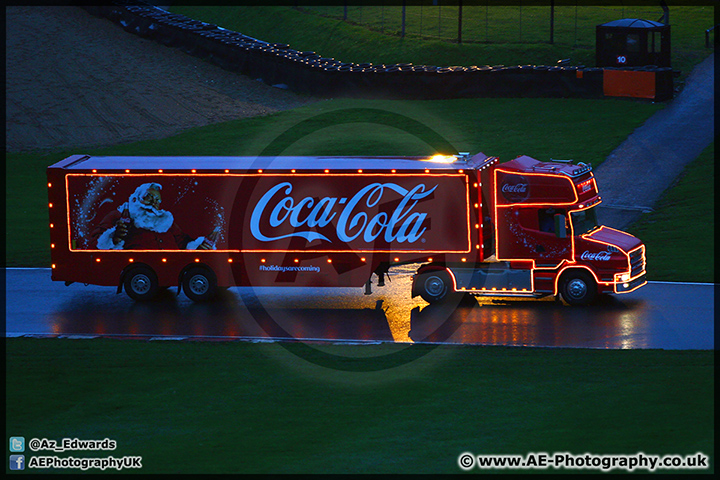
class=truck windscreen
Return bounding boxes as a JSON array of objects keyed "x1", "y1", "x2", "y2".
[{"x1": 571, "y1": 207, "x2": 599, "y2": 235}]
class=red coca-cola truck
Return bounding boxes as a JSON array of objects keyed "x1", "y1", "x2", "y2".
[{"x1": 47, "y1": 152, "x2": 646, "y2": 305}]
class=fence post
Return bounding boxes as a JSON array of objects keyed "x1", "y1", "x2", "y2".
[
  {"x1": 550, "y1": 0, "x2": 555, "y2": 44},
  {"x1": 458, "y1": 0, "x2": 463, "y2": 43}
]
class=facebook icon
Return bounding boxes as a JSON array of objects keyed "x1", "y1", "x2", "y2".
[{"x1": 10, "y1": 455, "x2": 25, "y2": 470}]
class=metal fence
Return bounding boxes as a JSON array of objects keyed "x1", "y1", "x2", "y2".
[{"x1": 295, "y1": 4, "x2": 668, "y2": 46}]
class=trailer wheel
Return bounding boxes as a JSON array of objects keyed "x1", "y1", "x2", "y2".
[
  {"x1": 560, "y1": 270, "x2": 598, "y2": 306},
  {"x1": 418, "y1": 270, "x2": 453, "y2": 304},
  {"x1": 182, "y1": 266, "x2": 217, "y2": 302},
  {"x1": 124, "y1": 265, "x2": 159, "y2": 301}
]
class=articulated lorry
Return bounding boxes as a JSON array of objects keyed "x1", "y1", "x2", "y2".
[{"x1": 47, "y1": 153, "x2": 646, "y2": 304}]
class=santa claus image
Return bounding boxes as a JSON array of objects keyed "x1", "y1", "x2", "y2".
[{"x1": 92, "y1": 182, "x2": 216, "y2": 250}]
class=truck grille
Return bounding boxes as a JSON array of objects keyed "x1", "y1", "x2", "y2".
[{"x1": 629, "y1": 246, "x2": 645, "y2": 278}]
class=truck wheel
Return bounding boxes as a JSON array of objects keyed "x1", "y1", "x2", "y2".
[
  {"x1": 418, "y1": 271, "x2": 453, "y2": 304},
  {"x1": 560, "y1": 270, "x2": 598, "y2": 306},
  {"x1": 124, "y1": 265, "x2": 159, "y2": 301},
  {"x1": 182, "y1": 266, "x2": 217, "y2": 302}
]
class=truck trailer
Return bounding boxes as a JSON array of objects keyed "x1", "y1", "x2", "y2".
[{"x1": 47, "y1": 152, "x2": 647, "y2": 305}]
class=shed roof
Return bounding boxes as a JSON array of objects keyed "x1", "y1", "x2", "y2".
[{"x1": 598, "y1": 18, "x2": 667, "y2": 29}]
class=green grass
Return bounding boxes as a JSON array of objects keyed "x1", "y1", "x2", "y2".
[
  {"x1": 625, "y1": 142, "x2": 714, "y2": 283},
  {"x1": 5, "y1": 338, "x2": 714, "y2": 474},
  {"x1": 5, "y1": 96, "x2": 662, "y2": 268},
  {"x1": 170, "y1": 5, "x2": 714, "y2": 79}
]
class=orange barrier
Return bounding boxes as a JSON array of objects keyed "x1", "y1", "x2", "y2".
[{"x1": 603, "y1": 69, "x2": 656, "y2": 99}]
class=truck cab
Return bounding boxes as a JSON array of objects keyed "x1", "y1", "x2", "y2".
[{"x1": 413, "y1": 154, "x2": 647, "y2": 305}]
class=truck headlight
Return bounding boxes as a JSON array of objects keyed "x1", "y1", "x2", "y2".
[{"x1": 617, "y1": 273, "x2": 630, "y2": 282}]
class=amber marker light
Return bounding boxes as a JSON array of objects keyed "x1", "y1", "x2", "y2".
[
  {"x1": 162, "y1": 258, "x2": 167, "y2": 263},
  {"x1": 191, "y1": 169, "x2": 197, "y2": 173},
  {"x1": 51, "y1": 244, "x2": 55, "y2": 248},
  {"x1": 51, "y1": 264, "x2": 56, "y2": 269},
  {"x1": 96, "y1": 258, "x2": 101, "y2": 262},
  {"x1": 195, "y1": 258, "x2": 200, "y2": 262},
  {"x1": 50, "y1": 224, "x2": 54, "y2": 228},
  {"x1": 48, "y1": 182, "x2": 52, "y2": 188},
  {"x1": 361, "y1": 257, "x2": 366, "y2": 262},
  {"x1": 125, "y1": 169, "x2": 130, "y2": 173},
  {"x1": 129, "y1": 258, "x2": 134, "y2": 262},
  {"x1": 49, "y1": 203, "x2": 53, "y2": 208},
  {"x1": 261, "y1": 259, "x2": 266, "y2": 263},
  {"x1": 327, "y1": 258, "x2": 332, "y2": 263},
  {"x1": 158, "y1": 169, "x2": 163, "y2": 173},
  {"x1": 228, "y1": 258, "x2": 233, "y2": 263}
]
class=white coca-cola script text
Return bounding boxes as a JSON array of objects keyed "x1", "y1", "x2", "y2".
[{"x1": 250, "y1": 182, "x2": 437, "y2": 244}]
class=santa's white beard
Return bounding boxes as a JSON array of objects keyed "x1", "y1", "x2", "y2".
[{"x1": 125, "y1": 200, "x2": 174, "y2": 233}]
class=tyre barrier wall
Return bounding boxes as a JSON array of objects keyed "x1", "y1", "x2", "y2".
[{"x1": 79, "y1": 2, "x2": 673, "y2": 102}]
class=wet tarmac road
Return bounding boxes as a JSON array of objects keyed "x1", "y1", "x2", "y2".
[{"x1": 4, "y1": 268, "x2": 714, "y2": 350}]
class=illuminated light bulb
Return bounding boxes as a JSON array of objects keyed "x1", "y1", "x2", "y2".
[
  {"x1": 162, "y1": 258, "x2": 167, "y2": 263},
  {"x1": 225, "y1": 170, "x2": 230, "y2": 173},
  {"x1": 51, "y1": 264, "x2": 56, "y2": 269},
  {"x1": 261, "y1": 259, "x2": 266, "y2": 263},
  {"x1": 195, "y1": 258, "x2": 200, "y2": 262},
  {"x1": 327, "y1": 258, "x2": 332, "y2": 263},
  {"x1": 96, "y1": 258, "x2": 101, "y2": 262},
  {"x1": 125, "y1": 169, "x2": 130, "y2": 173},
  {"x1": 158, "y1": 169, "x2": 163, "y2": 173},
  {"x1": 228, "y1": 258, "x2": 233, "y2": 263},
  {"x1": 48, "y1": 183, "x2": 52, "y2": 188}
]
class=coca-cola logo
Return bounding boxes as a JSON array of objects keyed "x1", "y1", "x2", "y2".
[
  {"x1": 580, "y1": 250, "x2": 613, "y2": 261},
  {"x1": 500, "y1": 175, "x2": 529, "y2": 203},
  {"x1": 250, "y1": 182, "x2": 437, "y2": 245}
]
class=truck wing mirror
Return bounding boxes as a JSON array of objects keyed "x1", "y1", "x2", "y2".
[{"x1": 554, "y1": 214, "x2": 567, "y2": 239}]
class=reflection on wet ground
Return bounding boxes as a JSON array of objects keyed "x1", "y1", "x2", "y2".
[{"x1": 5, "y1": 268, "x2": 714, "y2": 350}]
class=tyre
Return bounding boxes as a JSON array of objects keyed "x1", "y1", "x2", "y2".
[
  {"x1": 560, "y1": 270, "x2": 598, "y2": 305},
  {"x1": 418, "y1": 270, "x2": 453, "y2": 304},
  {"x1": 124, "y1": 265, "x2": 159, "y2": 301},
  {"x1": 182, "y1": 266, "x2": 217, "y2": 302}
]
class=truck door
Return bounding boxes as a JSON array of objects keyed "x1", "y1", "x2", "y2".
[{"x1": 496, "y1": 206, "x2": 572, "y2": 267}]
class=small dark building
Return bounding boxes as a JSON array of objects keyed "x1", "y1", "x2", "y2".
[{"x1": 596, "y1": 18, "x2": 671, "y2": 68}]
